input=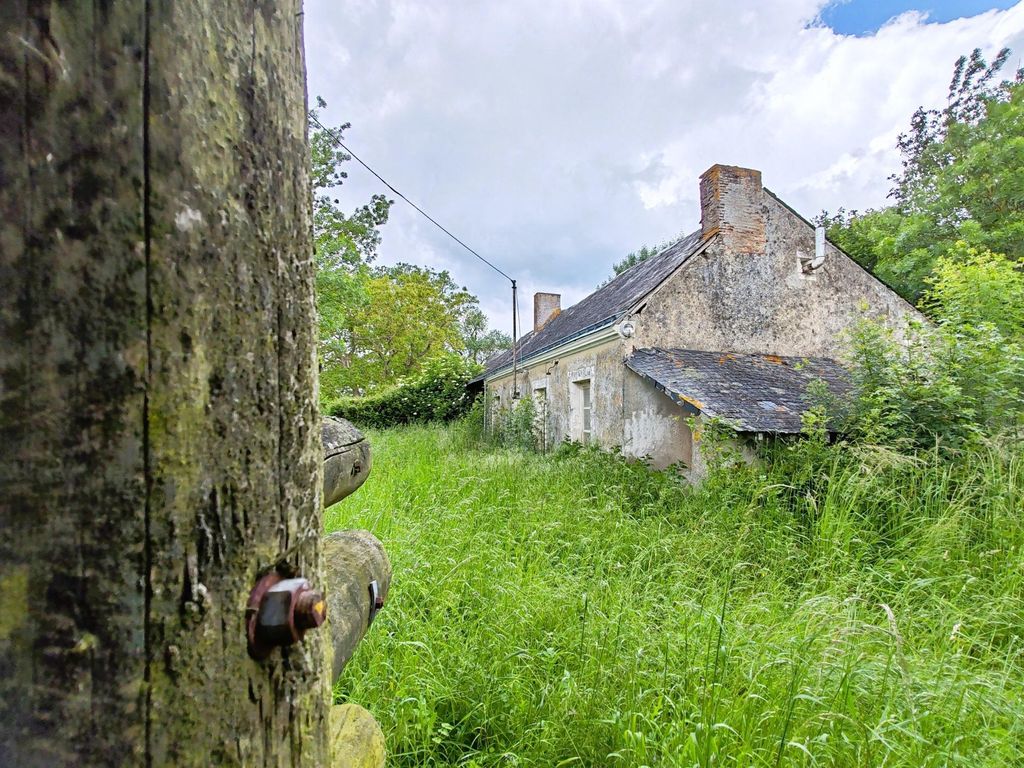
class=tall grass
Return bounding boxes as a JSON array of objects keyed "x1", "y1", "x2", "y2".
[{"x1": 327, "y1": 425, "x2": 1024, "y2": 766}]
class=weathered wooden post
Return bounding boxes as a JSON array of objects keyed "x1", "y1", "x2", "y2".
[{"x1": 0, "y1": 3, "x2": 338, "y2": 765}]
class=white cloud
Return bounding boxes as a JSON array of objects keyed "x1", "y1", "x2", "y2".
[{"x1": 305, "y1": 0, "x2": 1024, "y2": 334}]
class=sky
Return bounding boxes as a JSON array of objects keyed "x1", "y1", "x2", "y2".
[{"x1": 304, "y1": 0, "x2": 1024, "y2": 334}]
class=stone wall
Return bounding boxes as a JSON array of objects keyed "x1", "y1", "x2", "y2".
[
  {"x1": 633, "y1": 174, "x2": 919, "y2": 358},
  {"x1": 487, "y1": 336, "x2": 697, "y2": 470}
]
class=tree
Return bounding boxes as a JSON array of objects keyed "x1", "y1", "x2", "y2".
[
  {"x1": 601, "y1": 234, "x2": 685, "y2": 287},
  {"x1": 890, "y1": 48, "x2": 1016, "y2": 209},
  {"x1": 310, "y1": 97, "x2": 391, "y2": 271},
  {"x1": 309, "y1": 101, "x2": 506, "y2": 400},
  {"x1": 329, "y1": 264, "x2": 476, "y2": 395},
  {"x1": 460, "y1": 307, "x2": 512, "y2": 365},
  {"x1": 309, "y1": 98, "x2": 393, "y2": 401},
  {"x1": 612, "y1": 243, "x2": 662, "y2": 276},
  {"x1": 824, "y1": 49, "x2": 1024, "y2": 303}
]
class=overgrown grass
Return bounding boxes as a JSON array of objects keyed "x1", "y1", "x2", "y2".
[{"x1": 327, "y1": 424, "x2": 1024, "y2": 766}]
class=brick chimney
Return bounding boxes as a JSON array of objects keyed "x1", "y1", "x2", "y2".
[
  {"x1": 534, "y1": 292, "x2": 561, "y2": 332},
  {"x1": 699, "y1": 164, "x2": 766, "y2": 254}
]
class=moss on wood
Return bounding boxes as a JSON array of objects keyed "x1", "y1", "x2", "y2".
[{"x1": 1, "y1": 2, "x2": 326, "y2": 765}]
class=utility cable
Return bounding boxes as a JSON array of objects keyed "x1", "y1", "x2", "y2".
[{"x1": 308, "y1": 113, "x2": 515, "y2": 284}]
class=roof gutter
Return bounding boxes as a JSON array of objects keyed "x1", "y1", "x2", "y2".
[{"x1": 483, "y1": 321, "x2": 621, "y2": 381}]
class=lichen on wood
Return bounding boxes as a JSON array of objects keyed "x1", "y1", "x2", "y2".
[
  {"x1": 1, "y1": 1, "x2": 327, "y2": 765},
  {"x1": 330, "y1": 704, "x2": 386, "y2": 768}
]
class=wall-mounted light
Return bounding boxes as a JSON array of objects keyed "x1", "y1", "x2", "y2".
[{"x1": 617, "y1": 320, "x2": 636, "y2": 338}]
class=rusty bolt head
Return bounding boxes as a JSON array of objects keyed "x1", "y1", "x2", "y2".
[
  {"x1": 294, "y1": 588, "x2": 328, "y2": 631},
  {"x1": 246, "y1": 573, "x2": 327, "y2": 661}
]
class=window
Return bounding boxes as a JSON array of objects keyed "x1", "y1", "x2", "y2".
[{"x1": 577, "y1": 379, "x2": 592, "y2": 445}]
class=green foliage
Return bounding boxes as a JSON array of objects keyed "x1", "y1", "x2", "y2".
[
  {"x1": 331, "y1": 263, "x2": 477, "y2": 398},
  {"x1": 819, "y1": 206, "x2": 937, "y2": 295},
  {"x1": 924, "y1": 243, "x2": 1024, "y2": 335},
  {"x1": 310, "y1": 97, "x2": 392, "y2": 271},
  {"x1": 890, "y1": 48, "x2": 1018, "y2": 210},
  {"x1": 450, "y1": 395, "x2": 488, "y2": 449},
  {"x1": 489, "y1": 395, "x2": 538, "y2": 451},
  {"x1": 602, "y1": 233, "x2": 685, "y2": 287},
  {"x1": 329, "y1": 423, "x2": 1024, "y2": 767},
  {"x1": 310, "y1": 98, "x2": 393, "y2": 402},
  {"x1": 822, "y1": 50, "x2": 1024, "y2": 303},
  {"x1": 325, "y1": 355, "x2": 480, "y2": 428},
  {"x1": 461, "y1": 307, "x2": 512, "y2": 365},
  {"x1": 612, "y1": 243, "x2": 661, "y2": 276},
  {"x1": 838, "y1": 244, "x2": 1024, "y2": 448},
  {"x1": 310, "y1": 99, "x2": 508, "y2": 403},
  {"x1": 842, "y1": 319, "x2": 973, "y2": 447}
]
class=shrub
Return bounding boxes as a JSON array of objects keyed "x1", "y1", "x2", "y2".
[
  {"x1": 838, "y1": 245, "x2": 1024, "y2": 449},
  {"x1": 325, "y1": 355, "x2": 480, "y2": 428},
  {"x1": 490, "y1": 395, "x2": 538, "y2": 451}
]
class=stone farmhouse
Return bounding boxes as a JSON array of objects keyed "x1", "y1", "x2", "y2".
[{"x1": 473, "y1": 164, "x2": 917, "y2": 476}]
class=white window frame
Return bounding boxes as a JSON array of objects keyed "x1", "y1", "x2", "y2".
[{"x1": 572, "y1": 378, "x2": 592, "y2": 445}]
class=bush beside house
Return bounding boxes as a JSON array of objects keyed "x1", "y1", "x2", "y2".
[{"x1": 325, "y1": 355, "x2": 480, "y2": 428}]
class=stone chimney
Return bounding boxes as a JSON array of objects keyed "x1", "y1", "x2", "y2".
[
  {"x1": 533, "y1": 292, "x2": 561, "y2": 332},
  {"x1": 699, "y1": 164, "x2": 766, "y2": 254}
]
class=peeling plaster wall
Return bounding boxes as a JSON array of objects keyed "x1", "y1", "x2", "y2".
[
  {"x1": 622, "y1": 373, "x2": 693, "y2": 470},
  {"x1": 487, "y1": 337, "x2": 697, "y2": 469},
  {"x1": 634, "y1": 193, "x2": 919, "y2": 358},
  {"x1": 487, "y1": 338, "x2": 627, "y2": 450}
]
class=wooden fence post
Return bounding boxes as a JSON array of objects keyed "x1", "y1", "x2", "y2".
[{"x1": 0, "y1": 2, "x2": 329, "y2": 764}]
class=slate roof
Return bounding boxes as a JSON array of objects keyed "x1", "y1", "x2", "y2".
[
  {"x1": 476, "y1": 229, "x2": 705, "y2": 381},
  {"x1": 625, "y1": 348, "x2": 851, "y2": 433}
]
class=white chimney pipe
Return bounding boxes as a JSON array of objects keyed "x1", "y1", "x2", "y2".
[{"x1": 805, "y1": 226, "x2": 826, "y2": 271}]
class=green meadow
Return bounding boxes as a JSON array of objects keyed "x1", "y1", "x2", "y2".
[{"x1": 328, "y1": 424, "x2": 1024, "y2": 767}]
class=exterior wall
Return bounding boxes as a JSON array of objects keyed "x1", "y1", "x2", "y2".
[
  {"x1": 486, "y1": 336, "x2": 696, "y2": 469},
  {"x1": 487, "y1": 338, "x2": 627, "y2": 450},
  {"x1": 632, "y1": 192, "x2": 919, "y2": 358},
  {"x1": 622, "y1": 373, "x2": 693, "y2": 470}
]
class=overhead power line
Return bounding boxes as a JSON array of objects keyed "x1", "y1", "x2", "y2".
[{"x1": 308, "y1": 113, "x2": 515, "y2": 284}]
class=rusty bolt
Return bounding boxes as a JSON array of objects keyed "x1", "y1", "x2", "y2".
[{"x1": 246, "y1": 572, "x2": 327, "y2": 660}]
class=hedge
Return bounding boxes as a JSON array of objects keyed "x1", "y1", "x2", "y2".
[{"x1": 325, "y1": 355, "x2": 480, "y2": 429}]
